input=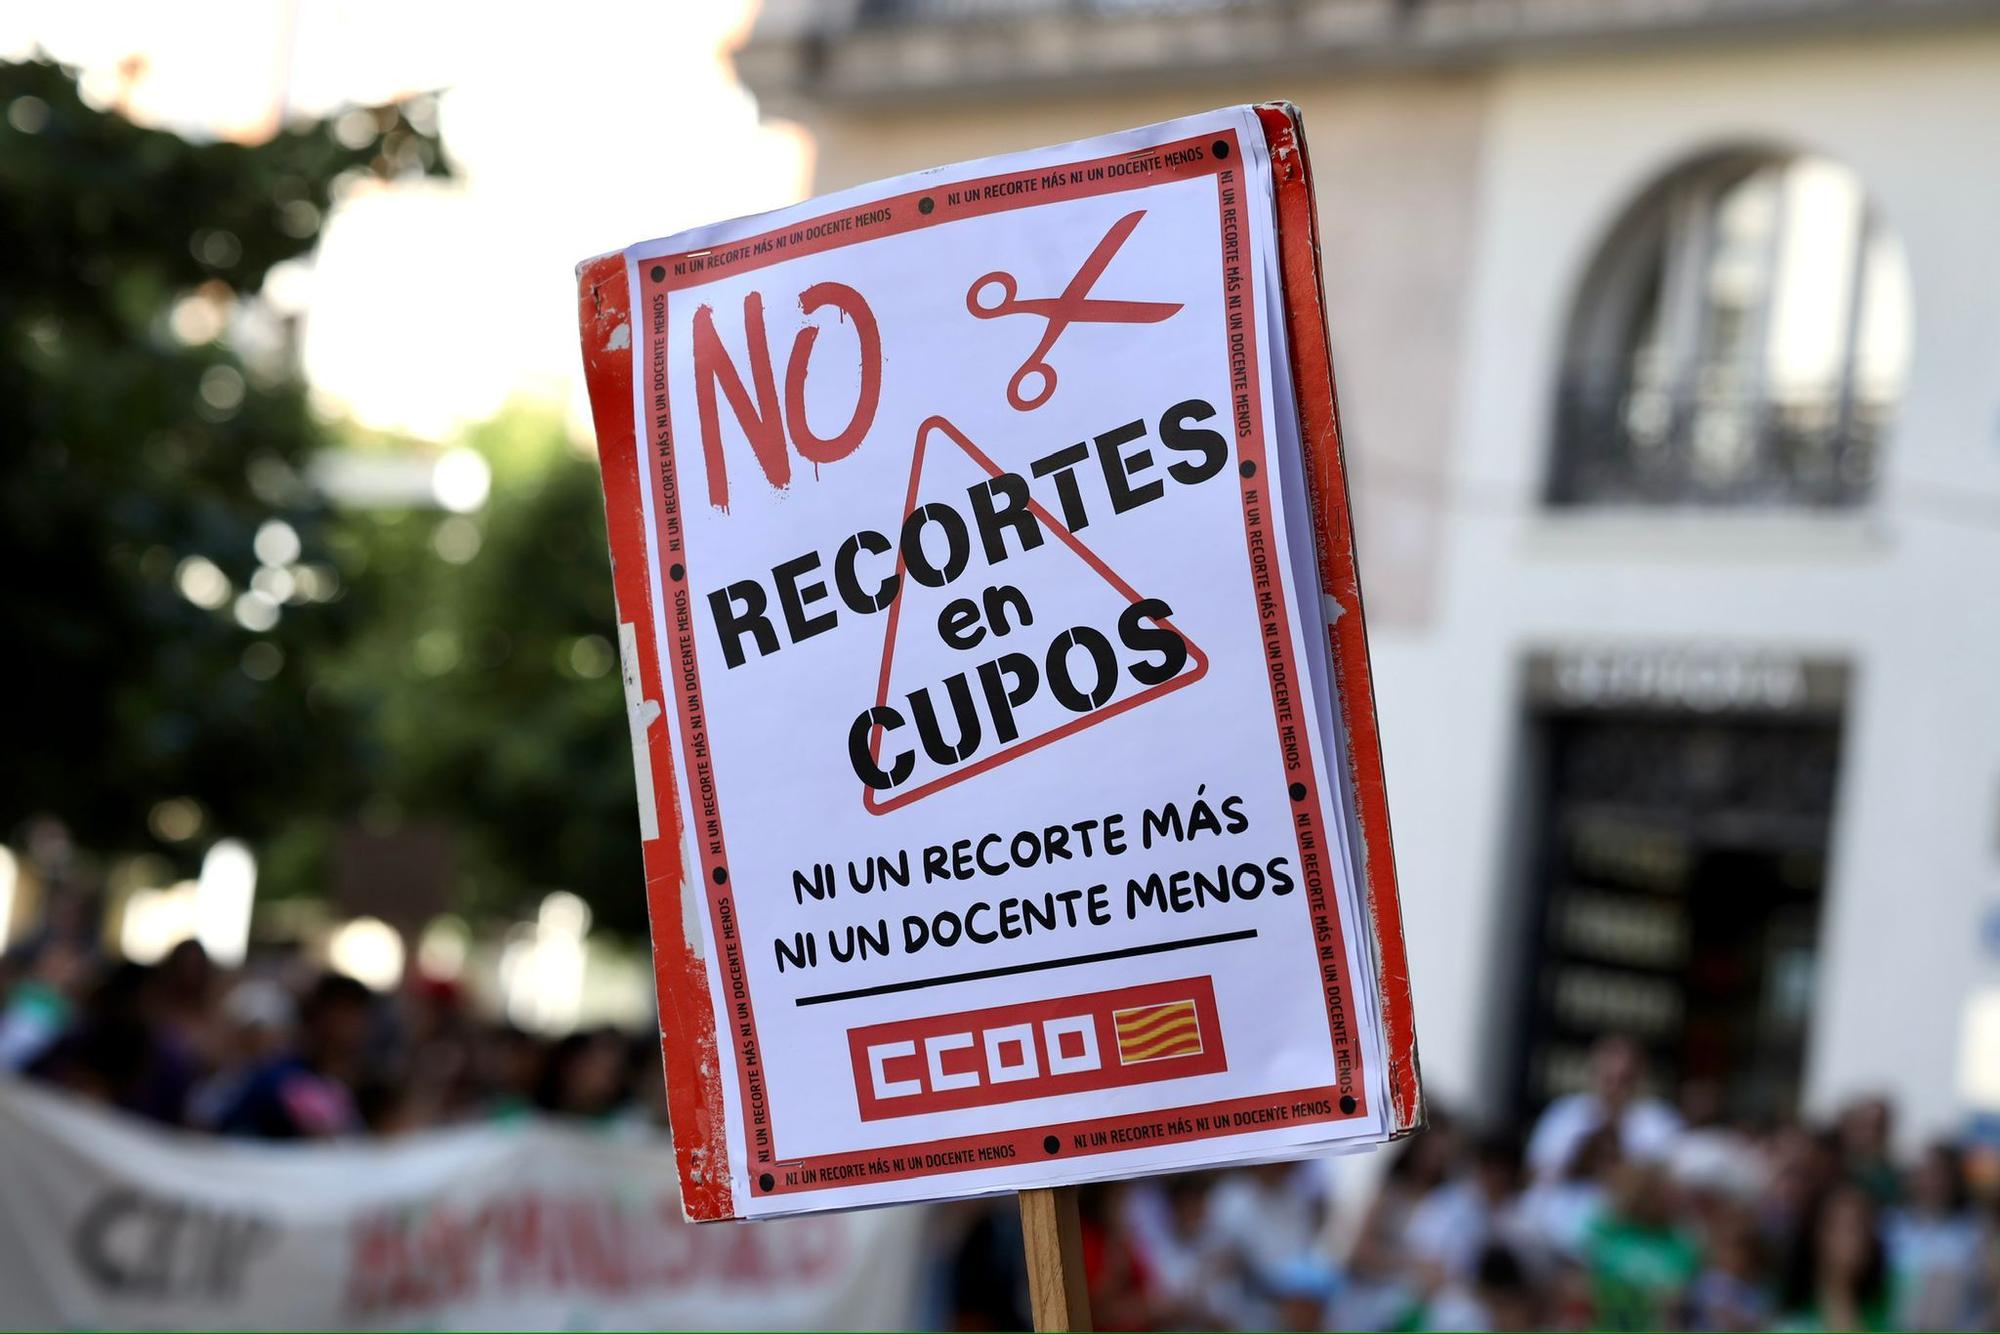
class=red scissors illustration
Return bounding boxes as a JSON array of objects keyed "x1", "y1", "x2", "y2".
[{"x1": 966, "y1": 209, "x2": 1182, "y2": 412}]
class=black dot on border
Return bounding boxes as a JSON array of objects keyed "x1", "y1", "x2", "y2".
[
  {"x1": 712, "y1": 866, "x2": 728, "y2": 885},
  {"x1": 1339, "y1": 1094, "x2": 1358, "y2": 1115},
  {"x1": 1042, "y1": 1135, "x2": 1060, "y2": 1155},
  {"x1": 669, "y1": 562, "x2": 685, "y2": 581},
  {"x1": 1240, "y1": 460, "x2": 1257, "y2": 478},
  {"x1": 1289, "y1": 782, "x2": 1307, "y2": 801},
  {"x1": 758, "y1": 1172, "x2": 774, "y2": 1192},
  {"x1": 1212, "y1": 139, "x2": 1231, "y2": 159},
  {"x1": 649, "y1": 264, "x2": 666, "y2": 283},
  {"x1": 918, "y1": 196, "x2": 935, "y2": 215}
]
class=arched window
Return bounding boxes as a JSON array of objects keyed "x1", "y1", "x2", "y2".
[{"x1": 1550, "y1": 150, "x2": 1911, "y2": 507}]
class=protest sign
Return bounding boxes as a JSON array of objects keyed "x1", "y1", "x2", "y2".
[
  {"x1": 0, "y1": 1079, "x2": 925, "y2": 1330},
  {"x1": 576, "y1": 104, "x2": 1419, "y2": 1221}
]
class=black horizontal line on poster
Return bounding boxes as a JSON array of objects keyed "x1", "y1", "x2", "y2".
[{"x1": 792, "y1": 929, "x2": 1260, "y2": 1006}]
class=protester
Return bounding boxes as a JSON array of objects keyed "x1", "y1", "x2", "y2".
[
  {"x1": 1527, "y1": 1035, "x2": 1684, "y2": 1183},
  {"x1": 1886, "y1": 1143, "x2": 1985, "y2": 1329},
  {"x1": 26, "y1": 959, "x2": 192, "y2": 1120},
  {"x1": 1517, "y1": 1119, "x2": 1618, "y2": 1261},
  {"x1": 0, "y1": 937, "x2": 87, "y2": 1072},
  {"x1": 1582, "y1": 1160, "x2": 1701, "y2": 1329},
  {"x1": 1405, "y1": 1132, "x2": 1528, "y2": 1291},
  {"x1": 4, "y1": 940, "x2": 1996, "y2": 1333},
  {"x1": 188, "y1": 974, "x2": 296, "y2": 1128},
  {"x1": 1841, "y1": 1097, "x2": 1901, "y2": 1206},
  {"x1": 1781, "y1": 1184, "x2": 1893, "y2": 1330},
  {"x1": 1424, "y1": 1243, "x2": 1541, "y2": 1332},
  {"x1": 214, "y1": 970, "x2": 373, "y2": 1138},
  {"x1": 1119, "y1": 1173, "x2": 1230, "y2": 1327},
  {"x1": 932, "y1": 1077, "x2": 1998, "y2": 1332},
  {"x1": 533, "y1": 1027, "x2": 631, "y2": 1121},
  {"x1": 941, "y1": 1198, "x2": 1031, "y2": 1331},
  {"x1": 1077, "y1": 1181, "x2": 1154, "y2": 1331},
  {"x1": 1687, "y1": 1205, "x2": 1774, "y2": 1331},
  {"x1": 1203, "y1": 1161, "x2": 1336, "y2": 1328}
]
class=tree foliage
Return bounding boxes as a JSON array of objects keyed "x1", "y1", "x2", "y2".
[
  {"x1": 3, "y1": 58, "x2": 646, "y2": 933},
  {"x1": 320, "y1": 411, "x2": 642, "y2": 933},
  {"x1": 0, "y1": 58, "x2": 447, "y2": 876}
]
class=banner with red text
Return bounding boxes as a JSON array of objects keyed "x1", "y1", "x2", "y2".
[{"x1": 0, "y1": 1080, "x2": 925, "y2": 1331}]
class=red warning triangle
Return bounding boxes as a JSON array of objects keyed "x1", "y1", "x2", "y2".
[{"x1": 862, "y1": 415, "x2": 1209, "y2": 815}]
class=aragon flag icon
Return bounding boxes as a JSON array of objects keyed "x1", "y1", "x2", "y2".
[{"x1": 859, "y1": 415, "x2": 1209, "y2": 816}]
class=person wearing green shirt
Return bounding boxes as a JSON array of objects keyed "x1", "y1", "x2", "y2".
[{"x1": 1583, "y1": 1160, "x2": 1701, "y2": 1329}]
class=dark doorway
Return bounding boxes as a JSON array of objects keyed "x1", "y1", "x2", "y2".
[{"x1": 1511, "y1": 652, "x2": 1845, "y2": 1125}]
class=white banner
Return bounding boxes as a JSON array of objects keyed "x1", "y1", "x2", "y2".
[{"x1": 0, "y1": 1080, "x2": 926, "y2": 1330}]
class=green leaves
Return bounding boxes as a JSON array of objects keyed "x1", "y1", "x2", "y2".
[
  {"x1": 318, "y1": 409, "x2": 642, "y2": 932},
  {"x1": 0, "y1": 58, "x2": 447, "y2": 880},
  {"x1": 5, "y1": 57, "x2": 641, "y2": 932}
]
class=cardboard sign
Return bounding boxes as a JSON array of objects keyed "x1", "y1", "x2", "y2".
[{"x1": 577, "y1": 105, "x2": 1419, "y2": 1219}]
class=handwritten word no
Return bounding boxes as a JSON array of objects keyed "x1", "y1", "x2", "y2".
[{"x1": 692, "y1": 282, "x2": 883, "y2": 510}]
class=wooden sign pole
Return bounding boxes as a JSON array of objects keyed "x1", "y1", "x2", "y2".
[{"x1": 1018, "y1": 1186, "x2": 1092, "y2": 1332}]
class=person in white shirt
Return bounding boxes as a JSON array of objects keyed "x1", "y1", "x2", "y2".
[
  {"x1": 1407, "y1": 1138, "x2": 1521, "y2": 1283},
  {"x1": 1525, "y1": 1035, "x2": 1682, "y2": 1186},
  {"x1": 1203, "y1": 1161, "x2": 1335, "y2": 1329},
  {"x1": 1886, "y1": 1142, "x2": 1986, "y2": 1330}
]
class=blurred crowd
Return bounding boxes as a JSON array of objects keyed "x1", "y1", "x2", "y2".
[
  {"x1": 0, "y1": 935, "x2": 668, "y2": 1140},
  {"x1": 7, "y1": 937, "x2": 1998, "y2": 1331},
  {"x1": 936, "y1": 1039, "x2": 2000, "y2": 1332}
]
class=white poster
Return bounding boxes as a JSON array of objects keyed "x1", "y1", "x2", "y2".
[
  {"x1": 0, "y1": 1080, "x2": 925, "y2": 1331},
  {"x1": 603, "y1": 105, "x2": 1393, "y2": 1217}
]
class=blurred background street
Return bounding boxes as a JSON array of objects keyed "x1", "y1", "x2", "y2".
[{"x1": 3, "y1": 0, "x2": 1999, "y2": 1328}]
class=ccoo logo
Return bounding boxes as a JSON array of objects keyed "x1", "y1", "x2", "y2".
[{"x1": 846, "y1": 977, "x2": 1225, "y2": 1121}]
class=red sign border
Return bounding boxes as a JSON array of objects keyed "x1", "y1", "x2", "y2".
[{"x1": 576, "y1": 106, "x2": 1419, "y2": 1219}]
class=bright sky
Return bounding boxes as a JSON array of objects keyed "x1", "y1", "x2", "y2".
[{"x1": 3, "y1": 0, "x2": 810, "y2": 441}]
